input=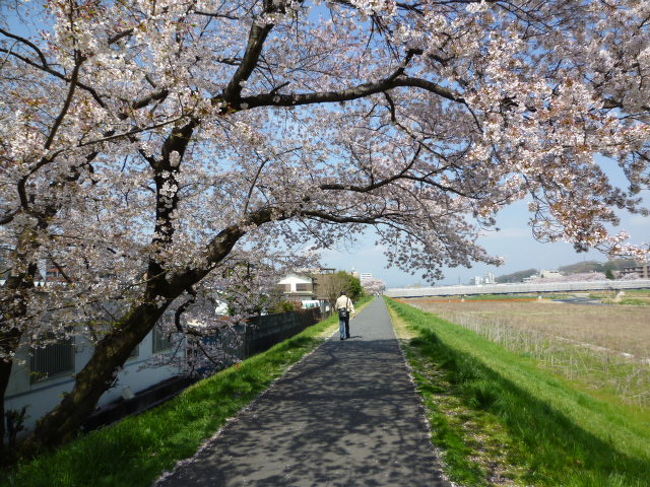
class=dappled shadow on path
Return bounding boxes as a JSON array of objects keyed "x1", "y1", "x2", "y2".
[{"x1": 155, "y1": 334, "x2": 448, "y2": 487}]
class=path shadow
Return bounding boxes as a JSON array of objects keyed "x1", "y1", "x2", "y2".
[{"x1": 155, "y1": 335, "x2": 448, "y2": 487}]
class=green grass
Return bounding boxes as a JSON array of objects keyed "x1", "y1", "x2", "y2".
[
  {"x1": 589, "y1": 289, "x2": 650, "y2": 305},
  {"x1": 387, "y1": 297, "x2": 650, "y2": 487},
  {"x1": 1, "y1": 296, "x2": 373, "y2": 487}
]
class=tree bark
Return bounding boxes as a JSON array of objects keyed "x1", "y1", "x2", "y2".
[
  {"x1": 27, "y1": 213, "x2": 256, "y2": 449},
  {"x1": 1, "y1": 229, "x2": 41, "y2": 454},
  {"x1": 0, "y1": 330, "x2": 21, "y2": 455},
  {"x1": 29, "y1": 300, "x2": 170, "y2": 450}
]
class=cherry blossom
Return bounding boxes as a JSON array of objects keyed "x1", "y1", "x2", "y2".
[{"x1": 0, "y1": 0, "x2": 648, "y2": 449}]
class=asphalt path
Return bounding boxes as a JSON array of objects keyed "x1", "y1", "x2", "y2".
[{"x1": 154, "y1": 298, "x2": 449, "y2": 487}]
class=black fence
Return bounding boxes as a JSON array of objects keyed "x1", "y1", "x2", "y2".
[
  {"x1": 244, "y1": 308, "x2": 322, "y2": 357},
  {"x1": 83, "y1": 308, "x2": 322, "y2": 432}
]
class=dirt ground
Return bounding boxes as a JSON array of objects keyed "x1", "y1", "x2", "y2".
[{"x1": 401, "y1": 299, "x2": 650, "y2": 360}]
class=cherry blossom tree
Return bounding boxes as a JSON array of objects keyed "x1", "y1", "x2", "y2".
[{"x1": 1, "y1": 0, "x2": 649, "y2": 451}]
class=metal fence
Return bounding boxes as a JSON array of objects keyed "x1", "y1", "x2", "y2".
[
  {"x1": 30, "y1": 338, "x2": 75, "y2": 383},
  {"x1": 244, "y1": 308, "x2": 322, "y2": 357}
]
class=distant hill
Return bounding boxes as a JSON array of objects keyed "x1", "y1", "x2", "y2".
[
  {"x1": 557, "y1": 260, "x2": 603, "y2": 274},
  {"x1": 495, "y1": 259, "x2": 639, "y2": 283},
  {"x1": 495, "y1": 268, "x2": 538, "y2": 283},
  {"x1": 558, "y1": 258, "x2": 638, "y2": 275}
]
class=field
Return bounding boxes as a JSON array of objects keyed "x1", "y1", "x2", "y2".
[
  {"x1": 400, "y1": 298, "x2": 650, "y2": 405},
  {"x1": 588, "y1": 289, "x2": 650, "y2": 306}
]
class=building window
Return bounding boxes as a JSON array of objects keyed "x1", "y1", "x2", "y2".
[
  {"x1": 295, "y1": 283, "x2": 311, "y2": 292},
  {"x1": 152, "y1": 325, "x2": 173, "y2": 353},
  {"x1": 30, "y1": 338, "x2": 74, "y2": 383}
]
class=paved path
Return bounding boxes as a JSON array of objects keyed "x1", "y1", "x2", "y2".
[{"x1": 155, "y1": 298, "x2": 449, "y2": 487}]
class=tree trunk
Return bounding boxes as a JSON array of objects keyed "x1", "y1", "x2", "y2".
[
  {"x1": 0, "y1": 328, "x2": 22, "y2": 458},
  {"x1": 28, "y1": 210, "x2": 271, "y2": 450},
  {"x1": 28, "y1": 301, "x2": 170, "y2": 450},
  {"x1": 1, "y1": 358, "x2": 13, "y2": 453}
]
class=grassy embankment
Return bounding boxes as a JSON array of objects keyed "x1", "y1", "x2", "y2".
[
  {"x1": 1, "y1": 296, "x2": 372, "y2": 487},
  {"x1": 387, "y1": 297, "x2": 650, "y2": 487}
]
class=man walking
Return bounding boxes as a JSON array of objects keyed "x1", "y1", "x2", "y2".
[{"x1": 335, "y1": 292, "x2": 355, "y2": 340}]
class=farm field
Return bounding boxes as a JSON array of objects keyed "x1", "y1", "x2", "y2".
[{"x1": 400, "y1": 298, "x2": 650, "y2": 406}]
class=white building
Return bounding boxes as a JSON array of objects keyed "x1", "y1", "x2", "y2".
[
  {"x1": 4, "y1": 327, "x2": 183, "y2": 433},
  {"x1": 359, "y1": 273, "x2": 373, "y2": 283},
  {"x1": 277, "y1": 272, "x2": 315, "y2": 301},
  {"x1": 540, "y1": 270, "x2": 563, "y2": 279}
]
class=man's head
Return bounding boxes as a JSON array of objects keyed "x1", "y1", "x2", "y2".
[{"x1": 339, "y1": 291, "x2": 347, "y2": 297}]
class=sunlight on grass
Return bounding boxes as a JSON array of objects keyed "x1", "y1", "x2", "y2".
[
  {"x1": 1, "y1": 297, "x2": 373, "y2": 487},
  {"x1": 387, "y1": 297, "x2": 650, "y2": 487}
]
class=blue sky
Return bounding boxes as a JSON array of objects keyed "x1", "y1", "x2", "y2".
[
  {"x1": 321, "y1": 199, "x2": 650, "y2": 287},
  {"x1": 322, "y1": 156, "x2": 650, "y2": 288}
]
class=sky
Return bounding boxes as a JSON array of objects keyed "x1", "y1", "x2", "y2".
[
  {"x1": 321, "y1": 201, "x2": 650, "y2": 288},
  {"x1": 321, "y1": 157, "x2": 650, "y2": 288}
]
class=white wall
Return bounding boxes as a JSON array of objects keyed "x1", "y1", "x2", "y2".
[
  {"x1": 4, "y1": 330, "x2": 183, "y2": 432},
  {"x1": 278, "y1": 273, "x2": 312, "y2": 292}
]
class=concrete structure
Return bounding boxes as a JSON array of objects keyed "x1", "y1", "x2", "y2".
[
  {"x1": 473, "y1": 272, "x2": 495, "y2": 285},
  {"x1": 386, "y1": 279, "x2": 650, "y2": 298},
  {"x1": 540, "y1": 270, "x2": 563, "y2": 279},
  {"x1": 620, "y1": 265, "x2": 649, "y2": 279}
]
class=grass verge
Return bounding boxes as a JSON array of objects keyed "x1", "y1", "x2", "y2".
[
  {"x1": 387, "y1": 297, "x2": 650, "y2": 487},
  {"x1": 1, "y1": 296, "x2": 373, "y2": 487}
]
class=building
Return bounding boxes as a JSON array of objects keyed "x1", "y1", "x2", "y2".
[
  {"x1": 277, "y1": 272, "x2": 317, "y2": 303},
  {"x1": 4, "y1": 325, "x2": 183, "y2": 434},
  {"x1": 540, "y1": 270, "x2": 563, "y2": 279},
  {"x1": 620, "y1": 264, "x2": 649, "y2": 279},
  {"x1": 359, "y1": 273, "x2": 373, "y2": 283}
]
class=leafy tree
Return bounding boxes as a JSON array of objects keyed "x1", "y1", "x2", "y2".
[
  {"x1": 1, "y1": 0, "x2": 650, "y2": 451},
  {"x1": 344, "y1": 273, "x2": 363, "y2": 301},
  {"x1": 316, "y1": 271, "x2": 361, "y2": 307}
]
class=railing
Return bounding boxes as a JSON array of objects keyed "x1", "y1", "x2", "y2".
[
  {"x1": 244, "y1": 308, "x2": 321, "y2": 356},
  {"x1": 386, "y1": 279, "x2": 650, "y2": 298},
  {"x1": 30, "y1": 338, "x2": 75, "y2": 383}
]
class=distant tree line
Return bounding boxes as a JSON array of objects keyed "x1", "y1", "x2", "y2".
[{"x1": 557, "y1": 259, "x2": 638, "y2": 275}]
